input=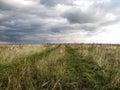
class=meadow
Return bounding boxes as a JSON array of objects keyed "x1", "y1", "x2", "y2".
[{"x1": 0, "y1": 44, "x2": 120, "y2": 90}]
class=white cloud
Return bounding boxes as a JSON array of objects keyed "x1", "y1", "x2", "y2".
[
  {"x1": 0, "y1": 0, "x2": 38, "y2": 8},
  {"x1": 72, "y1": 0, "x2": 94, "y2": 11},
  {"x1": 86, "y1": 22, "x2": 120, "y2": 44},
  {"x1": 0, "y1": 14, "x2": 4, "y2": 19}
]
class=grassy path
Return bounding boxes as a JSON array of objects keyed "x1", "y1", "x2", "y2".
[
  {"x1": 0, "y1": 45, "x2": 62, "y2": 90},
  {"x1": 63, "y1": 45, "x2": 99, "y2": 90},
  {"x1": 64, "y1": 45, "x2": 120, "y2": 90},
  {"x1": 0, "y1": 45, "x2": 60, "y2": 73}
]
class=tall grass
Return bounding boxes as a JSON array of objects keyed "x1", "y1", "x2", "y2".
[
  {"x1": 0, "y1": 44, "x2": 47, "y2": 64},
  {"x1": 0, "y1": 44, "x2": 120, "y2": 90},
  {"x1": 70, "y1": 44, "x2": 120, "y2": 89}
]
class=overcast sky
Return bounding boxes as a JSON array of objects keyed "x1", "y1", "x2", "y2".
[{"x1": 0, "y1": 0, "x2": 120, "y2": 43}]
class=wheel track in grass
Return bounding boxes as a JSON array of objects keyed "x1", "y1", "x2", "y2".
[
  {"x1": 0, "y1": 44, "x2": 67, "y2": 90},
  {"x1": 33, "y1": 45, "x2": 67, "y2": 90},
  {"x1": 64, "y1": 45, "x2": 120, "y2": 90},
  {"x1": 0, "y1": 45, "x2": 61, "y2": 73},
  {"x1": 64, "y1": 45, "x2": 103, "y2": 90}
]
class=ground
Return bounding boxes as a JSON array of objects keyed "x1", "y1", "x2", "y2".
[{"x1": 0, "y1": 44, "x2": 120, "y2": 90}]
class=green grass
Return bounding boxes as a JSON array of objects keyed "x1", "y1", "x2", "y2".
[{"x1": 0, "y1": 44, "x2": 120, "y2": 90}]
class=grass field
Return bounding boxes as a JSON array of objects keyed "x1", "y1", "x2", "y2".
[{"x1": 0, "y1": 44, "x2": 120, "y2": 90}]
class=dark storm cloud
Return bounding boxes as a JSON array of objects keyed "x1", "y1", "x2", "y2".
[
  {"x1": 40, "y1": 0, "x2": 71, "y2": 7},
  {"x1": 0, "y1": 1, "x2": 13, "y2": 10},
  {"x1": 0, "y1": 30, "x2": 20, "y2": 43},
  {"x1": 80, "y1": 24, "x2": 99, "y2": 32},
  {"x1": 40, "y1": 0, "x2": 61, "y2": 7},
  {"x1": 62, "y1": 7, "x2": 105, "y2": 24}
]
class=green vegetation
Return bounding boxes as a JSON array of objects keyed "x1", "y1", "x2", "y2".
[{"x1": 0, "y1": 44, "x2": 120, "y2": 90}]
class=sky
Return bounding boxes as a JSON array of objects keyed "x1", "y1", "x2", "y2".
[{"x1": 0, "y1": 0, "x2": 120, "y2": 44}]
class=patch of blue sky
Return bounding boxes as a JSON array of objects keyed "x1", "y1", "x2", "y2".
[{"x1": 110, "y1": 0, "x2": 120, "y2": 7}]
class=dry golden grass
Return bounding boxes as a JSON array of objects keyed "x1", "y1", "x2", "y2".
[
  {"x1": 0, "y1": 44, "x2": 119, "y2": 90},
  {"x1": 0, "y1": 44, "x2": 50, "y2": 64}
]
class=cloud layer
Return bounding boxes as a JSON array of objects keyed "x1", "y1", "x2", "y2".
[{"x1": 0, "y1": 0, "x2": 120, "y2": 43}]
